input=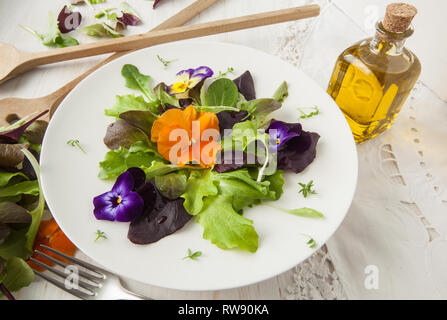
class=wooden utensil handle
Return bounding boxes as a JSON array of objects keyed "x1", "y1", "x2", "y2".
[
  {"x1": 49, "y1": 0, "x2": 220, "y2": 113},
  {"x1": 28, "y1": 5, "x2": 320, "y2": 69}
]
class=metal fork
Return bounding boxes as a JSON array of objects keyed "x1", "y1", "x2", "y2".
[{"x1": 30, "y1": 244, "x2": 150, "y2": 300}]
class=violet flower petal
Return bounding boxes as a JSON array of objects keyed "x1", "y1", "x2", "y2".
[
  {"x1": 268, "y1": 120, "x2": 300, "y2": 149},
  {"x1": 114, "y1": 191, "x2": 144, "y2": 222},
  {"x1": 93, "y1": 192, "x2": 117, "y2": 221},
  {"x1": 191, "y1": 66, "x2": 214, "y2": 80},
  {"x1": 111, "y1": 171, "x2": 134, "y2": 195},
  {"x1": 93, "y1": 169, "x2": 145, "y2": 222}
]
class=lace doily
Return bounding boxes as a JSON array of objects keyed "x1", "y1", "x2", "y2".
[{"x1": 277, "y1": 0, "x2": 447, "y2": 299}]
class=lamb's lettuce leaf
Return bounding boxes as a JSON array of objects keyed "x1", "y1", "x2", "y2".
[{"x1": 205, "y1": 78, "x2": 239, "y2": 107}]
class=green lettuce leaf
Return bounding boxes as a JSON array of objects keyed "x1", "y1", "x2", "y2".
[
  {"x1": 181, "y1": 170, "x2": 218, "y2": 215},
  {"x1": 0, "y1": 170, "x2": 28, "y2": 188},
  {"x1": 105, "y1": 94, "x2": 159, "y2": 118},
  {"x1": 0, "y1": 228, "x2": 29, "y2": 260},
  {"x1": 121, "y1": 64, "x2": 157, "y2": 101},
  {"x1": 98, "y1": 141, "x2": 164, "y2": 180},
  {"x1": 1, "y1": 257, "x2": 34, "y2": 293},
  {"x1": 262, "y1": 170, "x2": 284, "y2": 200},
  {"x1": 214, "y1": 169, "x2": 272, "y2": 212},
  {"x1": 21, "y1": 150, "x2": 45, "y2": 252},
  {"x1": 155, "y1": 171, "x2": 188, "y2": 200},
  {"x1": 0, "y1": 181, "x2": 39, "y2": 198},
  {"x1": 196, "y1": 195, "x2": 258, "y2": 253},
  {"x1": 272, "y1": 81, "x2": 289, "y2": 102}
]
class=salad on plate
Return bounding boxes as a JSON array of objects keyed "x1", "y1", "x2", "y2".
[{"x1": 93, "y1": 62, "x2": 321, "y2": 253}]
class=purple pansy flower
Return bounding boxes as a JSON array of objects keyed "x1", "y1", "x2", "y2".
[
  {"x1": 168, "y1": 66, "x2": 214, "y2": 97},
  {"x1": 93, "y1": 169, "x2": 145, "y2": 222},
  {"x1": 268, "y1": 120, "x2": 301, "y2": 151}
]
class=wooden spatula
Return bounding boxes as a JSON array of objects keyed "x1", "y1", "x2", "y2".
[
  {"x1": 0, "y1": 5, "x2": 320, "y2": 85},
  {"x1": 0, "y1": 0, "x2": 220, "y2": 125}
]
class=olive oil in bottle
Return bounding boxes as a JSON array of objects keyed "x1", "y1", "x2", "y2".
[{"x1": 327, "y1": 3, "x2": 421, "y2": 143}]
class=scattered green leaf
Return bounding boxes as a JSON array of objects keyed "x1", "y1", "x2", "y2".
[
  {"x1": 268, "y1": 205, "x2": 324, "y2": 219},
  {"x1": 20, "y1": 12, "x2": 79, "y2": 48}
]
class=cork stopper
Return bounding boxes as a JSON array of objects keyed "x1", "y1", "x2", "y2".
[{"x1": 383, "y1": 3, "x2": 418, "y2": 33}]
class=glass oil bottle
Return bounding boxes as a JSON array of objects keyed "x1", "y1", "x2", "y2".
[{"x1": 327, "y1": 3, "x2": 421, "y2": 143}]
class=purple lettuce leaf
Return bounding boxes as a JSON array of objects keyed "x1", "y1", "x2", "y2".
[
  {"x1": 277, "y1": 131, "x2": 320, "y2": 174},
  {"x1": 128, "y1": 180, "x2": 192, "y2": 245},
  {"x1": 233, "y1": 71, "x2": 256, "y2": 101},
  {"x1": 58, "y1": 5, "x2": 82, "y2": 34},
  {"x1": 267, "y1": 120, "x2": 320, "y2": 174},
  {"x1": 0, "y1": 110, "x2": 49, "y2": 143},
  {"x1": 153, "y1": 0, "x2": 163, "y2": 9},
  {"x1": 117, "y1": 13, "x2": 140, "y2": 26},
  {"x1": 216, "y1": 110, "x2": 249, "y2": 136},
  {"x1": 213, "y1": 150, "x2": 259, "y2": 173}
]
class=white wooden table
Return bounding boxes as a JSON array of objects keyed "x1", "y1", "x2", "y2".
[
  {"x1": 2, "y1": 0, "x2": 446, "y2": 300},
  {"x1": 1, "y1": 0, "x2": 306, "y2": 300}
]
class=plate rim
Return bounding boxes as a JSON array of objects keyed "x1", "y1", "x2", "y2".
[{"x1": 40, "y1": 40, "x2": 358, "y2": 291}]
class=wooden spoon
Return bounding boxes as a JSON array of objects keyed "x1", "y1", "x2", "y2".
[
  {"x1": 0, "y1": 5, "x2": 320, "y2": 85},
  {"x1": 0, "y1": 0, "x2": 220, "y2": 126}
]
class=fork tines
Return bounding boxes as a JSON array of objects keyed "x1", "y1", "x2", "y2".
[{"x1": 32, "y1": 245, "x2": 107, "y2": 300}]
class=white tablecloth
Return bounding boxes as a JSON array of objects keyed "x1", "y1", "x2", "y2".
[{"x1": 2, "y1": 0, "x2": 446, "y2": 300}]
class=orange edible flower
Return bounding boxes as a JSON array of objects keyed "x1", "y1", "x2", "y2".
[
  {"x1": 151, "y1": 105, "x2": 221, "y2": 167},
  {"x1": 27, "y1": 219, "x2": 77, "y2": 272}
]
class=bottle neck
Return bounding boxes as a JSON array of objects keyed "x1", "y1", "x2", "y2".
[{"x1": 370, "y1": 21, "x2": 413, "y2": 56}]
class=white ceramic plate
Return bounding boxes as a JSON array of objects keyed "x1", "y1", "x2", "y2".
[{"x1": 40, "y1": 41, "x2": 357, "y2": 291}]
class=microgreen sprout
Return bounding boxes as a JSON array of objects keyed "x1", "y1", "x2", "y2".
[
  {"x1": 67, "y1": 139, "x2": 86, "y2": 153},
  {"x1": 157, "y1": 55, "x2": 177, "y2": 68},
  {"x1": 302, "y1": 234, "x2": 318, "y2": 249},
  {"x1": 297, "y1": 106, "x2": 320, "y2": 119},
  {"x1": 216, "y1": 67, "x2": 235, "y2": 78},
  {"x1": 94, "y1": 230, "x2": 107, "y2": 242},
  {"x1": 298, "y1": 180, "x2": 317, "y2": 198},
  {"x1": 183, "y1": 248, "x2": 202, "y2": 261}
]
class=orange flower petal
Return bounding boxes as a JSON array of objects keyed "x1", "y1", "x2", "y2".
[
  {"x1": 151, "y1": 105, "x2": 221, "y2": 167},
  {"x1": 27, "y1": 219, "x2": 77, "y2": 272}
]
